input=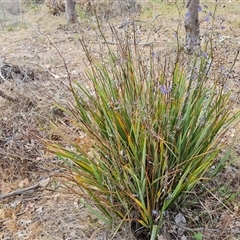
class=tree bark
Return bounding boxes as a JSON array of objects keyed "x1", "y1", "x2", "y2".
[
  {"x1": 185, "y1": 0, "x2": 200, "y2": 54},
  {"x1": 116, "y1": 0, "x2": 137, "y2": 13},
  {"x1": 65, "y1": 0, "x2": 77, "y2": 24}
]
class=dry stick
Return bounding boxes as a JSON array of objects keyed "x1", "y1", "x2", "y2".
[
  {"x1": 201, "y1": 183, "x2": 240, "y2": 220},
  {"x1": 172, "y1": 222, "x2": 240, "y2": 235},
  {"x1": 36, "y1": 24, "x2": 76, "y2": 96},
  {"x1": 36, "y1": 25, "x2": 71, "y2": 83},
  {"x1": 172, "y1": 222, "x2": 220, "y2": 233},
  {"x1": 38, "y1": 64, "x2": 61, "y2": 79},
  {"x1": 0, "y1": 182, "x2": 40, "y2": 200},
  {"x1": 103, "y1": 41, "x2": 161, "y2": 46},
  {"x1": 0, "y1": 151, "x2": 38, "y2": 161},
  {"x1": 0, "y1": 178, "x2": 50, "y2": 200},
  {"x1": 0, "y1": 90, "x2": 17, "y2": 102}
]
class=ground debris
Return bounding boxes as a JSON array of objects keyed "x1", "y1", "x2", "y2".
[{"x1": 0, "y1": 62, "x2": 36, "y2": 83}]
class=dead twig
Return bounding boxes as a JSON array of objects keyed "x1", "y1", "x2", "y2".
[
  {"x1": 0, "y1": 178, "x2": 50, "y2": 200},
  {"x1": 38, "y1": 64, "x2": 61, "y2": 79},
  {"x1": 201, "y1": 183, "x2": 240, "y2": 220},
  {"x1": 36, "y1": 24, "x2": 71, "y2": 84},
  {"x1": 103, "y1": 41, "x2": 161, "y2": 46},
  {"x1": 171, "y1": 222, "x2": 220, "y2": 233},
  {"x1": 0, "y1": 90, "x2": 17, "y2": 102},
  {"x1": 172, "y1": 222, "x2": 240, "y2": 235}
]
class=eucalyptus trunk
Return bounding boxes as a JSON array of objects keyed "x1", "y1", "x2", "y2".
[
  {"x1": 185, "y1": 0, "x2": 200, "y2": 53},
  {"x1": 65, "y1": 0, "x2": 77, "y2": 24},
  {"x1": 117, "y1": 0, "x2": 137, "y2": 13}
]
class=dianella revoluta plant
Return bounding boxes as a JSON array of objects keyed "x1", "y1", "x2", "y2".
[{"x1": 48, "y1": 25, "x2": 239, "y2": 240}]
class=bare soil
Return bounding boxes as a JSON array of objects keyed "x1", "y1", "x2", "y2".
[{"x1": 0, "y1": 2, "x2": 240, "y2": 240}]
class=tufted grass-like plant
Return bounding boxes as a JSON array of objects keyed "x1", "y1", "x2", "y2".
[{"x1": 48, "y1": 28, "x2": 239, "y2": 239}]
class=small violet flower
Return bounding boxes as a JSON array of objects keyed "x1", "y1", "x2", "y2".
[
  {"x1": 160, "y1": 85, "x2": 172, "y2": 95},
  {"x1": 203, "y1": 52, "x2": 208, "y2": 58},
  {"x1": 152, "y1": 210, "x2": 158, "y2": 216},
  {"x1": 205, "y1": 16, "x2": 210, "y2": 22},
  {"x1": 198, "y1": 5, "x2": 202, "y2": 12}
]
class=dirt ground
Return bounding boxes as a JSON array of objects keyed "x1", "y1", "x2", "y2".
[{"x1": 0, "y1": 1, "x2": 240, "y2": 240}]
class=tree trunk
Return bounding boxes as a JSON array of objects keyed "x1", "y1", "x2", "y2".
[
  {"x1": 185, "y1": 0, "x2": 200, "y2": 54},
  {"x1": 65, "y1": 0, "x2": 77, "y2": 24},
  {"x1": 117, "y1": 0, "x2": 137, "y2": 13}
]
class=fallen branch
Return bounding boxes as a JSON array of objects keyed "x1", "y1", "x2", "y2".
[
  {"x1": 0, "y1": 178, "x2": 50, "y2": 200},
  {"x1": 0, "y1": 90, "x2": 17, "y2": 102}
]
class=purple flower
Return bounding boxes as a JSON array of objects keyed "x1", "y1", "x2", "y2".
[
  {"x1": 205, "y1": 16, "x2": 210, "y2": 22},
  {"x1": 152, "y1": 210, "x2": 158, "y2": 216},
  {"x1": 209, "y1": 11, "x2": 212, "y2": 16},
  {"x1": 185, "y1": 11, "x2": 190, "y2": 20},
  {"x1": 152, "y1": 51, "x2": 156, "y2": 56},
  {"x1": 198, "y1": 5, "x2": 202, "y2": 12},
  {"x1": 199, "y1": 51, "x2": 207, "y2": 59},
  {"x1": 160, "y1": 85, "x2": 172, "y2": 94}
]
